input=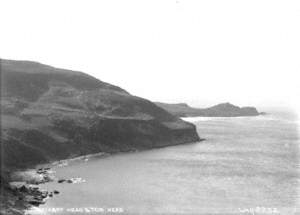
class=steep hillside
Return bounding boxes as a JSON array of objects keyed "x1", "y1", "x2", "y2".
[
  {"x1": 155, "y1": 102, "x2": 260, "y2": 117},
  {"x1": 0, "y1": 59, "x2": 200, "y2": 170}
]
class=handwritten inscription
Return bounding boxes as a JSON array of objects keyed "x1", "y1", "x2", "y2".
[
  {"x1": 238, "y1": 207, "x2": 279, "y2": 214},
  {"x1": 32, "y1": 207, "x2": 124, "y2": 213}
]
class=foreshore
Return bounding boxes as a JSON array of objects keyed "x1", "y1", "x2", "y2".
[
  {"x1": 2, "y1": 137, "x2": 205, "y2": 215},
  {"x1": 1, "y1": 152, "x2": 109, "y2": 215}
]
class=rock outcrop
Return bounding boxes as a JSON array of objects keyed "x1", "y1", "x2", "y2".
[{"x1": 155, "y1": 102, "x2": 261, "y2": 117}]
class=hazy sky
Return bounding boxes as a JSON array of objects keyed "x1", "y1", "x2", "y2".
[{"x1": 1, "y1": 0, "x2": 299, "y2": 110}]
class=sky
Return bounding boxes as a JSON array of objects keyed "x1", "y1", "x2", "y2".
[{"x1": 1, "y1": 0, "x2": 299, "y2": 111}]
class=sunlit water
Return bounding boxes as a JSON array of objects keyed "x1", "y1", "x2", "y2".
[{"x1": 29, "y1": 112, "x2": 299, "y2": 215}]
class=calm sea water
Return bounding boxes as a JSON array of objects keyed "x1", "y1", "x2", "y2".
[{"x1": 29, "y1": 112, "x2": 299, "y2": 215}]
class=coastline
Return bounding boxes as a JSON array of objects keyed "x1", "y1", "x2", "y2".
[
  {"x1": 4, "y1": 137, "x2": 205, "y2": 215},
  {"x1": 25, "y1": 110, "x2": 298, "y2": 215},
  {"x1": 1, "y1": 59, "x2": 203, "y2": 214},
  {"x1": 3, "y1": 111, "x2": 297, "y2": 215}
]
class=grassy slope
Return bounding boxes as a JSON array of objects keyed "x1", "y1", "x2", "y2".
[{"x1": 1, "y1": 59, "x2": 200, "y2": 170}]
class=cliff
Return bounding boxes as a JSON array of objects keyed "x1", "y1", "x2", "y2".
[
  {"x1": 0, "y1": 59, "x2": 200, "y2": 171},
  {"x1": 155, "y1": 102, "x2": 261, "y2": 117}
]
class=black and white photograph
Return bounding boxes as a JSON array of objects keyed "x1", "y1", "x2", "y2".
[{"x1": 0, "y1": 0, "x2": 299, "y2": 214}]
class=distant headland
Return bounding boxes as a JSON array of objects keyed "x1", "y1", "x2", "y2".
[{"x1": 155, "y1": 102, "x2": 263, "y2": 117}]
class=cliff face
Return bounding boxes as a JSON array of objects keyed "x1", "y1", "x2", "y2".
[
  {"x1": 0, "y1": 59, "x2": 200, "y2": 170},
  {"x1": 155, "y1": 102, "x2": 260, "y2": 117}
]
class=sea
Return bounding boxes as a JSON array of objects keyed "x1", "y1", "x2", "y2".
[{"x1": 27, "y1": 110, "x2": 299, "y2": 215}]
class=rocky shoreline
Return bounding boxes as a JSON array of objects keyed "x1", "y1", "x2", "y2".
[
  {"x1": 1, "y1": 167, "x2": 55, "y2": 215},
  {"x1": 1, "y1": 152, "x2": 136, "y2": 214},
  {"x1": 2, "y1": 165, "x2": 89, "y2": 215},
  {"x1": 3, "y1": 152, "x2": 93, "y2": 214},
  {"x1": 2, "y1": 140, "x2": 207, "y2": 215}
]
